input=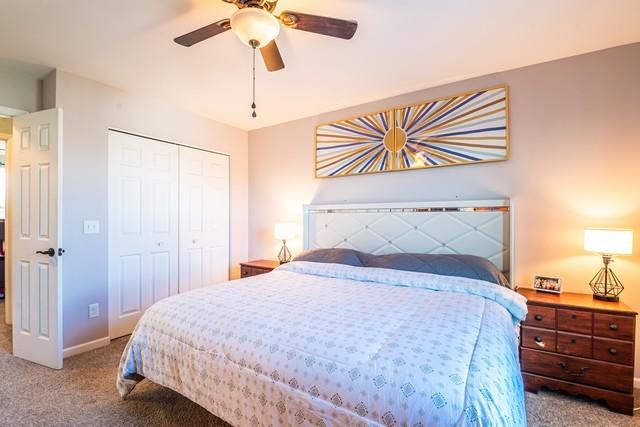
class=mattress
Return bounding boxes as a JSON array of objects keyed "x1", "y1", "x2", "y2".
[{"x1": 117, "y1": 261, "x2": 528, "y2": 426}]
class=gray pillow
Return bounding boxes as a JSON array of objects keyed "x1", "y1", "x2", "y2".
[
  {"x1": 293, "y1": 248, "x2": 364, "y2": 266},
  {"x1": 293, "y1": 248, "x2": 510, "y2": 288}
]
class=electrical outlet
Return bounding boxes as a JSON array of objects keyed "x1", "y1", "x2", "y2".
[
  {"x1": 83, "y1": 220, "x2": 100, "y2": 234},
  {"x1": 88, "y1": 303, "x2": 99, "y2": 319}
]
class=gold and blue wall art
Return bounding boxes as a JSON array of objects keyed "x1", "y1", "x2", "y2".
[{"x1": 315, "y1": 86, "x2": 509, "y2": 178}]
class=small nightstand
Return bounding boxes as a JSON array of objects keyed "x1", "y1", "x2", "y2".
[
  {"x1": 518, "y1": 288, "x2": 637, "y2": 415},
  {"x1": 240, "y1": 260, "x2": 280, "y2": 278}
]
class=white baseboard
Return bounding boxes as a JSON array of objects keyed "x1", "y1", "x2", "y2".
[{"x1": 63, "y1": 336, "x2": 111, "y2": 358}]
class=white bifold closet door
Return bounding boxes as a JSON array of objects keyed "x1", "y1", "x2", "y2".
[
  {"x1": 108, "y1": 131, "x2": 179, "y2": 339},
  {"x1": 178, "y1": 146, "x2": 230, "y2": 293},
  {"x1": 108, "y1": 131, "x2": 230, "y2": 339}
]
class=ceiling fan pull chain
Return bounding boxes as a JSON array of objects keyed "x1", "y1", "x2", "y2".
[{"x1": 251, "y1": 42, "x2": 257, "y2": 118}]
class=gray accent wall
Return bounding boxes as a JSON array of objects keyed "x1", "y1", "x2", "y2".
[
  {"x1": 248, "y1": 43, "x2": 640, "y2": 374},
  {"x1": 54, "y1": 71, "x2": 248, "y2": 348}
]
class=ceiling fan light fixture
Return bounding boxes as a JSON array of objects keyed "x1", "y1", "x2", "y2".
[{"x1": 230, "y1": 7, "x2": 280, "y2": 47}]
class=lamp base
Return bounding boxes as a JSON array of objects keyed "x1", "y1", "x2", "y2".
[
  {"x1": 588, "y1": 255, "x2": 624, "y2": 303},
  {"x1": 593, "y1": 294, "x2": 619, "y2": 302},
  {"x1": 277, "y1": 240, "x2": 292, "y2": 264}
]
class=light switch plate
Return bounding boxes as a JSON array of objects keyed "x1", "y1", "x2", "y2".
[{"x1": 83, "y1": 220, "x2": 100, "y2": 234}]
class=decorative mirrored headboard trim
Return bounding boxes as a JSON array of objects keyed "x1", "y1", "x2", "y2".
[
  {"x1": 303, "y1": 199, "x2": 514, "y2": 283},
  {"x1": 311, "y1": 206, "x2": 510, "y2": 214}
]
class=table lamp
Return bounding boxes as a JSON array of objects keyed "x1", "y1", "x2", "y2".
[
  {"x1": 584, "y1": 228, "x2": 633, "y2": 301},
  {"x1": 274, "y1": 222, "x2": 295, "y2": 264}
]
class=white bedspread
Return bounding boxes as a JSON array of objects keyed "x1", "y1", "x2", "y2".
[{"x1": 117, "y1": 261, "x2": 528, "y2": 427}]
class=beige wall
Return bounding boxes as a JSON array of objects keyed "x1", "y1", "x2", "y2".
[
  {"x1": 55, "y1": 71, "x2": 248, "y2": 348},
  {"x1": 0, "y1": 60, "x2": 48, "y2": 113},
  {"x1": 249, "y1": 43, "x2": 640, "y2": 374}
]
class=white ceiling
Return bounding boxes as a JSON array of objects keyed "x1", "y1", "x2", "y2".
[{"x1": 0, "y1": 0, "x2": 639, "y2": 130}]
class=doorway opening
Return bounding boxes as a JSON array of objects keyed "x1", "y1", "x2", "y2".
[
  {"x1": 0, "y1": 117, "x2": 10, "y2": 353},
  {"x1": 0, "y1": 139, "x2": 6, "y2": 299}
]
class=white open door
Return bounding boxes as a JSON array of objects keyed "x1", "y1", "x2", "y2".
[{"x1": 11, "y1": 108, "x2": 63, "y2": 369}]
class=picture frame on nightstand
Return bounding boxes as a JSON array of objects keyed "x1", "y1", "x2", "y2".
[{"x1": 533, "y1": 275, "x2": 562, "y2": 293}]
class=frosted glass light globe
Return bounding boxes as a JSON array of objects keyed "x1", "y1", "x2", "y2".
[{"x1": 230, "y1": 7, "x2": 280, "y2": 47}]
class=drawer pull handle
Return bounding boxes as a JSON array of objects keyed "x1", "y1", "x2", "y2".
[
  {"x1": 534, "y1": 336, "x2": 545, "y2": 348},
  {"x1": 571, "y1": 367, "x2": 589, "y2": 377},
  {"x1": 571, "y1": 339, "x2": 576, "y2": 344},
  {"x1": 534, "y1": 314, "x2": 543, "y2": 321},
  {"x1": 609, "y1": 323, "x2": 618, "y2": 331},
  {"x1": 608, "y1": 348, "x2": 618, "y2": 355},
  {"x1": 556, "y1": 362, "x2": 589, "y2": 377}
]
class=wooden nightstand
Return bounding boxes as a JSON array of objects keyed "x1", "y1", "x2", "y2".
[
  {"x1": 518, "y1": 288, "x2": 637, "y2": 415},
  {"x1": 240, "y1": 260, "x2": 280, "y2": 278}
]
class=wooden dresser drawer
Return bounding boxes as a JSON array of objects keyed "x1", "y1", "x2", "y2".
[
  {"x1": 521, "y1": 348, "x2": 633, "y2": 393},
  {"x1": 593, "y1": 337, "x2": 634, "y2": 366},
  {"x1": 594, "y1": 313, "x2": 634, "y2": 340},
  {"x1": 240, "y1": 266, "x2": 254, "y2": 277},
  {"x1": 523, "y1": 305, "x2": 556, "y2": 329},
  {"x1": 556, "y1": 332, "x2": 592, "y2": 358},
  {"x1": 517, "y1": 288, "x2": 637, "y2": 415},
  {"x1": 240, "y1": 260, "x2": 279, "y2": 279},
  {"x1": 241, "y1": 266, "x2": 271, "y2": 278},
  {"x1": 557, "y1": 309, "x2": 592, "y2": 334},
  {"x1": 522, "y1": 326, "x2": 556, "y2": 352},
  {"x1": 241, "y1": 266, "x2": 271, "y2": 277}
]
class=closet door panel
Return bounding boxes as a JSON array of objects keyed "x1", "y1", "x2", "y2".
[
  {"x1": 108, "y1": 131, "x2": 179, "y2": 339},
  {"x1": 108, "y1": 135, "x2": 146, "y2": 338},
  {"x1": 150, "y1": 251, "x2": 171, "y2": 302},
  {"x1": 146, "y1": 143, "x2": 180, "y2": 300},
  {"x1": 179, "y1": 147, "x2": 229, "y2": 293}
]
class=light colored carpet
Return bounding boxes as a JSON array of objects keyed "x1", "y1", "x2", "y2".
[{"x1": 1, "y1": 301, "x2": 638, "y2": 426}]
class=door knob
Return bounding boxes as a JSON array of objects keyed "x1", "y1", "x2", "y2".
[{"x1": 36, "y1": 248, "x2": 56, "y2": 257}]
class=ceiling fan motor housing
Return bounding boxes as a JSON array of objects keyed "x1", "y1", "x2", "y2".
[
  {"x1": 230, "y1": 7, "x2": 280, "y2": 47},
  {"x1": 223, "y1": 0, "x2": 278, "y2": 13}
]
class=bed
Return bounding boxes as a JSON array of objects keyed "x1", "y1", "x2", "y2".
[{"x1": 117, "y1": 200, "x2": 528, "y2": 426}]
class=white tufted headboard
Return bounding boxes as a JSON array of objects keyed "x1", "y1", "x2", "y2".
[{"x1": 303, "y1": 199, "x2": 514, "y2": 283}]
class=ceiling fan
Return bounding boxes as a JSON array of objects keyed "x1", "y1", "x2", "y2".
[
  {"x1": 174, "y1": 0, "x2": 358, "y2": 118},
  {"x1": 174, "y1": 0, "x2": 358, "y2": 71}
]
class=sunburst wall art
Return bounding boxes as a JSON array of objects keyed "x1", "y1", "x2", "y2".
[{"x1": 315, "y1": 86, "x2": 509, "y2": 178}]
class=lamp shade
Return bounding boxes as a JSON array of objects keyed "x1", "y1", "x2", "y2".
[
  {"x1": 584, "y1": 228, "x2": 633, "y2": 255},
  {"x1": 274, "y1": 222, "x2": 296, "y2": 241},
  {"x1": 230, "y1": 7, "x2": 280, "y2": 47}
]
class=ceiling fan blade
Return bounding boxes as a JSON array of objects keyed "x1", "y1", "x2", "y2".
[
  {"x1": 260, "y1": 40, "x2": 285, "y2": 72},
  {"x1": 279, "y1": 11, "x2": 357, "y2": 40},
  {"x1": 174, "y1": 19, "x2": 231, "y2": 47}
]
